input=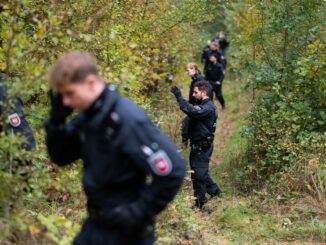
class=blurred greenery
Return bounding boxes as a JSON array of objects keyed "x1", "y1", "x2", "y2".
[
  {"x1": 0, "y1": 0, "x2": 325, "y2": 244},
  {"x1": 224, "y1": 0, "x2": 325, "y2": 209},
  {"x1": 0, "y1": 0, "x2": 218, "y2": 244}
]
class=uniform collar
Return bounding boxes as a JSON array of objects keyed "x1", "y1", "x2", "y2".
[
  {"x1": 201, "y1": 98, "x2": 210, "y2": 104},
  {"x1": 82, "y1": 84, "x2": 119, "y2": 129},
  {"x1": 85, "y1": 86, "x2": 107, "y2": 118},
  {"x1": 191, "y1": 73, "x2": 202, "y2": 82}
]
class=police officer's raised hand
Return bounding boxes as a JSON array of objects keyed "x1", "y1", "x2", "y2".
[
  {"x1": 49, "y1": 90, "x2": 73, "y2": 124},
  {"x1": 170, "y1": 86, "x2": 182, "y2": 98}
]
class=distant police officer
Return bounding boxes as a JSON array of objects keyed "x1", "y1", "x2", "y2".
[
  {"x1": 171, "y1": 81, "x2": 222, "y2": 209},
  {"x1": 202, "y1": 42, "x2": 226, "y2": 76},
  {"x1": 201, "y1": 40, "x2": 211, "y2": 73},
  {"x1": 205, "y1": 54, "x2": 225, "y2": 109},
  {"x1": 214, "y1": 31, "x2": 230, "y2": 54},
  {"x1": 0, "y1": 73, "x2": 36, "y2": 154},
  {"x1": 45, "y1": 52, "x2": 185, "y2": 245}
]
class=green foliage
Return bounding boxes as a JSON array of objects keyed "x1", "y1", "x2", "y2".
[
  {"x1": 0, "y1": 0, "x2": 219, "y2": 243},
  {"x1": 225, "y1": 0, "x2": 326, "y2": 217}
]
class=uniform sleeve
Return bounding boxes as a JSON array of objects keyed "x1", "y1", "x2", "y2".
[
  {"x1": 176, "y1": 95, "x2": 212, "y2": 119},
  {"x1": 45, "y1": 119, "x2": 81, "y2": 166},
  {"x1": 217, "y1": 51, "x2": 226, "y2": 69},
  {"x1": 201, "y1": 48, "x2": 206, "y2": 64},
  {"x1": 188, "y1": 82, "x2": 195, "y2": 103},
  {"x1": 122, "y1": 120, "x2": 186, "y2": 221},
  {"x1": 216, "y1": 65, "x2": 224, "y2": 81}
]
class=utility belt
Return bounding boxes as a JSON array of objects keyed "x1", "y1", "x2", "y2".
[
  {"x1": 88, "y1": 206, "x2": 107, "y2": 225},
  {"x1": 88, "y1": 205, "x2": 154, "y2": 236},
  {"x1": 190, "y1": 137, "x2": 214, "y2": 151}
]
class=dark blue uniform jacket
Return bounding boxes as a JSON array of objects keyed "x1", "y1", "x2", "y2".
[
  {"x1": 205, "y1": 62, "x2": 224, "y2": 83},
  {"x1": 176, "y1": 95, "x2": 217, "y2": 142},
  {"x1": 45, "y1": 85, "x2": 186, "y2": 233},
  {"x1": 188, "y1": 73, "x2": 204, "y2": 105},
  {"x1": 0, "y1": 75, "x2": 36, "y2": 150}
]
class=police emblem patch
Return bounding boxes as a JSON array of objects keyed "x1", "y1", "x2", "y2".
[
  {"x1": 147, "y1": 150, "x2": 173, "y2": 176},
  {"x1": 8, "y1": 113, "x2": 21, "y2": 127}
]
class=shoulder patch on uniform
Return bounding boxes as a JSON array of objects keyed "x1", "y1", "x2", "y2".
[
  {"x1": 8, "y1": 113, "x2": 21, "y2": 127},
  {"x1": 147, "y1": 150, "x2": 173, "y2": 176}
]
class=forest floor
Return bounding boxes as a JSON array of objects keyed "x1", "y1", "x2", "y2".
[{"x1": 157, "y1": 78, "x2": 324, "y2": 245}]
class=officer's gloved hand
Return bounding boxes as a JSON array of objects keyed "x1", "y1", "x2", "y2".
[
  {"x1": 170, "y1": 86, "x2": 181, "y2": 98},
  {"x1": 49, "y1": 90, "x2": 73, "y2": 124}
]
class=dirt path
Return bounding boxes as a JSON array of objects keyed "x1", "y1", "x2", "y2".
[
  {"x1": 211, "y1": 107, "x2": 234, "y2": 166},
  {"x1": 190, "y1": 98, "x2": 238, "y2": 245}
]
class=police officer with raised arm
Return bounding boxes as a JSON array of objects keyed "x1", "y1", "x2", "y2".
[
  {"x1": 181, "y1": 63, "x2": 205, "y2": 147},
  {"x1": 45, "y1": 52, "x2": 186, "y2": 245},
  {"x1": 171, "y1": 81, "x2": 222, "y2": 209}
]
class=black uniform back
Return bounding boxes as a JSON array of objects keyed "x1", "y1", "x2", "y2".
[
  {"x1": 0, "y1": 74, "x2": 36, "y2": 151},
  {"x1": 45, "y1": 85, "x2": 186, "y2": 244}
]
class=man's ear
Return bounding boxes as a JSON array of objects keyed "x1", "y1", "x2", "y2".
[{"x1": 86, "y1": 74, "x2": 97, "y2": 89}]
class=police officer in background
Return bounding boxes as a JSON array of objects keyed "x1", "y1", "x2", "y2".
[
  {"x1": 45, "y1": 52, "x2": 185, "y2": 245},
  {"x1": 0, "y1": 73, "x2": 36, "y2": 153},
  {"x1": 171, "y1": 81, "x2": 222, "y2": 209},
  {"x1": 209, "y1": 41, "x2": 226, "y2": 70},
  {"x1": 202, "y1": 41, "x2": 226, "y2": 76},
  {"x1": 205, "y1": 54, "x2": 226, "y2": 109},
  {"x1": 201, "y1": 40, "x2": 211, "y2": 72},
  {"x1": 214, "y1": 31, "x2": 230, "y2": 54}
]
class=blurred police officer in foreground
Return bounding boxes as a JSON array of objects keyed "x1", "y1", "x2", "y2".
[
  {"x1": 45, "y1": 52, "x2": 185, "y2": 245},
  {"x1": 171, "y1": 81, "x2": 222, "y2": 209},
  {"x1": 0, "y1": 73, "x2": 36, "y2": 153}
]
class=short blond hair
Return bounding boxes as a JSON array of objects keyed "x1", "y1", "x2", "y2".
[{"x1": 49, "y1": 52, "x2": 98, "y2": 87}]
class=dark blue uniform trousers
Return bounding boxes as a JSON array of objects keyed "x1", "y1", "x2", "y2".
[
  {"x1": 209, "y1": 82, "x2": 225, "y2": 108},
  {"x1": 189, "y1": 143, "x2": 221, "y2": 204},
  {"x1": 73, "y1": 219, "x2": 155, "y2": 245}
]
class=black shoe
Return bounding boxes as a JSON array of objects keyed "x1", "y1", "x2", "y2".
[
  {"x1": 192, "y1": 201, "x2": 206, "y2": 210},
  {"x1": 191, "y1": 205, "x2": 201, "y2": 211}
]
